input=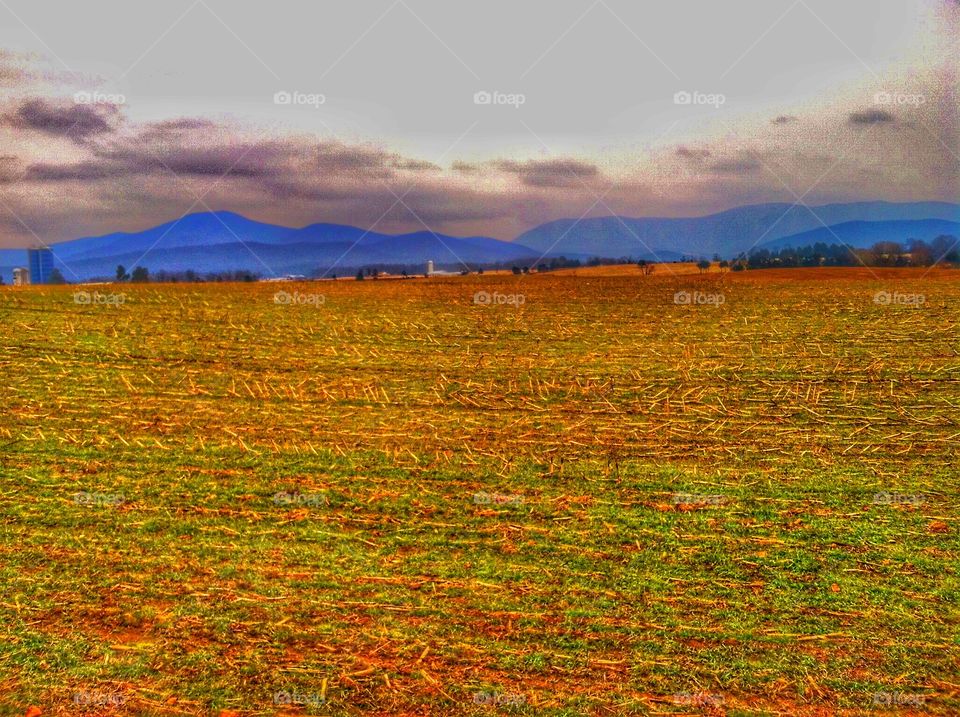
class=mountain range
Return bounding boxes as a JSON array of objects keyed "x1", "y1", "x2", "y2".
[
  {"x1": 0, "y1": 212, "x2": 540, "y2": 280},
  {"x1": 755, "y1": 219, "x2": 960, "y2": 252},
  {"x1": 2, "y1": 201, "x2": 958, "y2": 281},
  {"x1": 514, "y1": 201, "x2": 960, "y2": 260}
]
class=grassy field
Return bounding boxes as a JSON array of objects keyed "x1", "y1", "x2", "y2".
[{"x1": 0, "y1": 266, "x2": 958, "y2": 715}]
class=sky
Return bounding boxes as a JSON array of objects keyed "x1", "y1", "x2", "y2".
[{"x1": 0, "y1": 0, "x2": 957, "y2": 247}]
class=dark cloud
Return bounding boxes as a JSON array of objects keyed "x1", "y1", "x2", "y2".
[
  {"x1": 676, "y1": 147, "x2": 711, "y2": 160},
  {"x1": 94, "y1": 136, "x2": 290, "y2": 179},
  {"x1": 313, "y1": 142, "x2": 394, "y2": 178},
  {"x1": 264, "y1": 178, "x2": 359, "y2": 202},
  {"x1": 0, "y1": 155, "x2": 21, "y2": 183},
  {"x1": 849, "y1": 109, "x2": 895, "y2": 125},
  {"x1": 451, "y1": 160, "x2": 480, "y2": 174},
  {"x1": 389, "y1": 188, "x2": 518, "y2": 223},
  {"x1": 23, "y1": 161, "x2": 124, "y2": 182},
  {"x1": 491, "y1": 158, "x2": 599, "y2": 188},
  {"x1": 157, "y1": 146, "x2": 283, "y2": 178},
  {"x1": 391, "y1": 158, "x2": 441, "y2": 172},
  {"x1": 138, "y1": 118, "x2": 218, "y2": 141},
  {"x1": 5, "y1": 99, "x2": 119, "y2": 141},
  {"x1": 710, "y1": 158, "x2": 762, "y2": 174}
]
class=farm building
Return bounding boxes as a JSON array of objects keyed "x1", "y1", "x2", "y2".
[{"x1": 27, "y1": 248, "x2": 54, "y2": 284}]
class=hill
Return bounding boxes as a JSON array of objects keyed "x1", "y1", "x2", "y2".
[
  {"x1": 757, "y1": 219, "x2": 960, "y2": 252},
  {"x1": 515, "y1": 201, "x2": 960, "y2": 260},
  {"x1": 0, "y1": 212, "x2": 540, "y2": 280}
]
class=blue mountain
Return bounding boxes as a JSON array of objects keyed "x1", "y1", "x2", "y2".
[
  {"x1": 0, "y1": 212, "x2": 541, "y2": 281},
  {"x1": 757, "y1": 219, "x2": 960, "y2": 252},
  {"x1": 515, "y1": 201, "x2": 960, "y2": 260},
  {"x1": 4, "y1": 202, "x2": 960, "y2": 282}
]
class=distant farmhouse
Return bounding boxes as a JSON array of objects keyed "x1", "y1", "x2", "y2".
[{"x1": 13, "y1": 267, "x2": 29, "y2": 286}]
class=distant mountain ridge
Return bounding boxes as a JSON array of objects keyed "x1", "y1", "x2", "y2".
[
  {"x1": 0, "y1": 212, "x2": 541, "y2": 280},
  {"x1": 2, "y1": 202, "x2": 959, "y2": 282},
  {"x1": 757, "y1": 219, "x2": 960, "y2": 252},
  {"x1": 515, "y1": 201, "x2": 960, "y2": 260}
]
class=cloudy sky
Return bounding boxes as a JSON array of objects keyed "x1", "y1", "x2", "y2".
[{"x1": 0, "y1": 0, "x2": 957, "y2": 246}]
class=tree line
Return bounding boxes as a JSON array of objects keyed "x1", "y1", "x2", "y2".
[{"x1": 736, "y1": 236, "x2": 959, "y2": 270}]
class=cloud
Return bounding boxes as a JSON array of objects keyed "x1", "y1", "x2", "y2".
[
  {"x1": 23, "y1": 161, "x2": 124, "y2": 182},
  {"x1": 391, "y1": 158, "x2": 441, "y2": 172},
  {"x1": 4, "y1": 98, "x2": 120, "y2": 141},
  {"x1": 676, "y1": 147, "x2": 711, "y2": 160},
  {"x1": 491, "y1": 158, "x2": 600, "y2": 188},
  {"x1": 0, "y1": 50, "x2": 43, "y2": 87},
  {"x1": 710, "y1": 157, "x2": 762, "y2": 174},
  {"x1": 0, "y1": 155, "x2": 21, "y2": 183},
  {"x1": 451, "y1": 160, "x2": 480, "y2": 174},
  {"x1": 313, "y1": 142, "x2": 395, "y2": 178},
  {"x1": 849, "y1": 108, "x2": 895, "y2": 125},
  {"x1": 137, "y1": 118, "x2": 218, "y2": 141},
  {"x1": 92, "y1": 129, "x2": 292, "y2": 179}
]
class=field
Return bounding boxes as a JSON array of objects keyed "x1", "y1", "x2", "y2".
[{"x1": 0, "y1": 266, "x2": 958, "y2": 716}]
